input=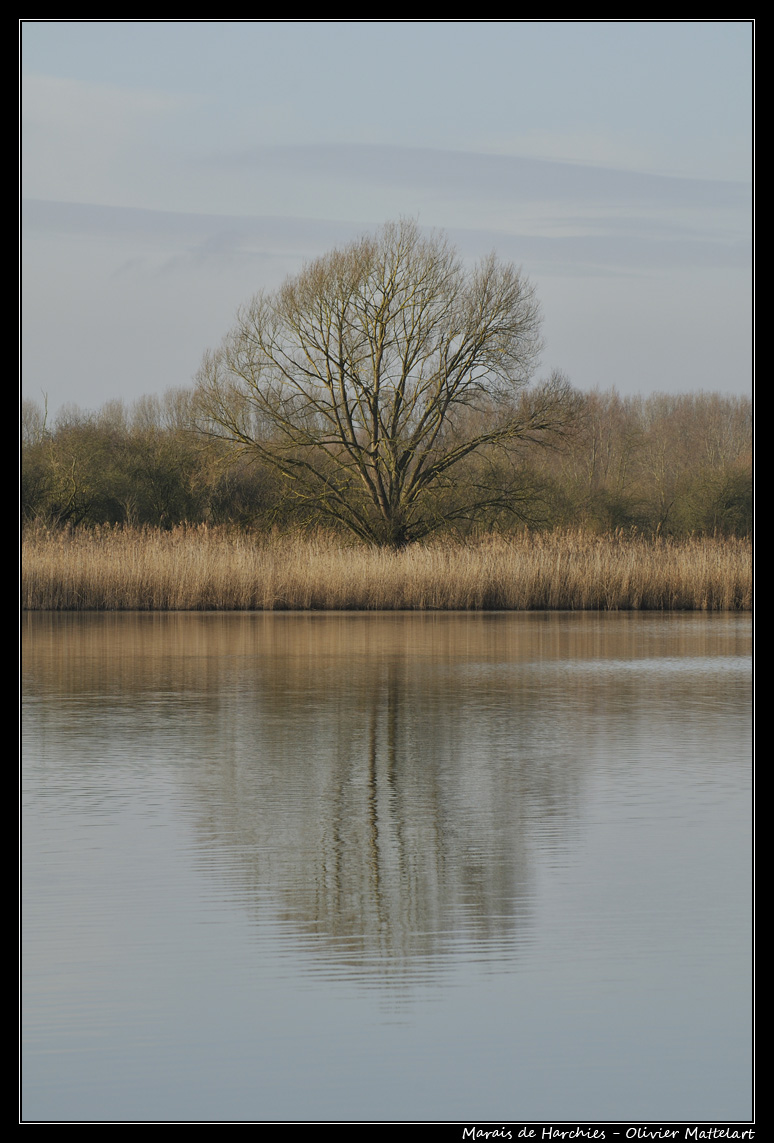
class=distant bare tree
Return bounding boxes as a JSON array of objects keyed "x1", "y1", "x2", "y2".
[{"x1": 195, "y1": 219, "x2": 572, "y2": 546}]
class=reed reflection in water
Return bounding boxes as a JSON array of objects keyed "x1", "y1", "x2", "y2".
[{"x1": 22, "y1": 612, "x2": 752, "y2": 1122}]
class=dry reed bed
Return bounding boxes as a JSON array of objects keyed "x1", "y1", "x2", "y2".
[{"x1": 21, "y1": 525, "x2": 751, "y2": 611}]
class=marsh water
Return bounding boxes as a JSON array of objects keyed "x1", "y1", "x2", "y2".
[{"x1": 21, "y1": 612, "x2": 752, "y2": 1123}]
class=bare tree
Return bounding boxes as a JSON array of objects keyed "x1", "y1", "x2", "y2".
[{"x1": 195, "y1": 219, "x2": 572, "y2": 546}]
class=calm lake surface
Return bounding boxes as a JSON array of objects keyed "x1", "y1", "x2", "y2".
[{"x1": 21, "y1": 612, "x2": 752, "y2": 1123}]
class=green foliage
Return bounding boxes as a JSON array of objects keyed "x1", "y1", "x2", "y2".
[{"x1": 21, "y1": 386, "x2": 752, "y2": 540}]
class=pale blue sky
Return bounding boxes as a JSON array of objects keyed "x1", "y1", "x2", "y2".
[{"x1": 21, "y1": 20, "x2": 753, "y2": 413}]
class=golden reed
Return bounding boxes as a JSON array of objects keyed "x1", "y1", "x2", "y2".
[{"x1": 21, "y1": 524, "x2": 751, "y2": 611}]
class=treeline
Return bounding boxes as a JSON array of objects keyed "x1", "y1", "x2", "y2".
[{"x1": 21, "y1": 387, "x2": 752, "y2": 538}]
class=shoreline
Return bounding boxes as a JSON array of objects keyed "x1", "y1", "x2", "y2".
[{"x1": 21, "y1": 526, "x2": 752, "y2": 613}]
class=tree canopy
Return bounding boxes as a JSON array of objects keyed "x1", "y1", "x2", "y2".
[{"x1": 194, "y1": 219, "x2": 574, "y2": 545}]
